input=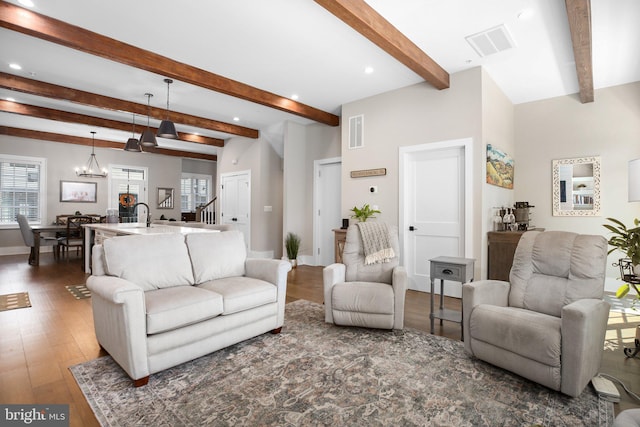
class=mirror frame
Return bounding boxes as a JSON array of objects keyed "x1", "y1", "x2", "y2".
[
  {"x1": 552, "y1": 156, "x2": 601, "y2": 216},
  {"x1": 157, "y1": 187, "x2": 174, "y2": 209}
]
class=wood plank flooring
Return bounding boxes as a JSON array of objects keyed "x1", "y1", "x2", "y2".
[{"x1": 0, "y1": 256, "x2": 638, "y2": 426}]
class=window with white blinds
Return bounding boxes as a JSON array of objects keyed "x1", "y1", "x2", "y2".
[
  {"x1": 180, "y1": 174, "x2": 211, "y2": 212},
  {"x1": 0, "y1": 154, "x2": 46, "y2": 225}
]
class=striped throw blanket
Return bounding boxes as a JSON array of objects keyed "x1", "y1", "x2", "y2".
[{"x1": 356, "y1": 222, "x2": 395, "y2": 265}]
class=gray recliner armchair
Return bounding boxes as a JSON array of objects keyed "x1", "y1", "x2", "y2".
[
  {"x1": 463, "y1": 230, "x2": 610, "y2": 397},
  {"x1": 323, "y1": 223, "x2": 407, "y2": 330}
]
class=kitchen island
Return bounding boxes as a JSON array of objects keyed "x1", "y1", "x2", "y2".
[{"x1": 82, "y1": 222, "x2": 218, "y2": 273}]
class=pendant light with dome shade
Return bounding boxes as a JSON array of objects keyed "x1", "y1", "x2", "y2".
[
  {"x1": 123, "y1": 112, "x2": 142, "y2": 152},
  {"x1": 76, "y1": 131, "x2": 108, "y2": 178},
  {"x1": 157, "y1": 78, "x2": 179, "y2": 139},
  {"x1": 139, "y1": 93, "x2": 158, "y2": 147}
]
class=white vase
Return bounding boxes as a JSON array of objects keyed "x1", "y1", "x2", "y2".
[{"x1": 289, "y1": 259, "x2": 297, "y2": 269}]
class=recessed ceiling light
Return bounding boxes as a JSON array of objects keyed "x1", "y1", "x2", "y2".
[
  {"x1": 233, "y1": 117, "x2": 240, "y2": 122},
  {"x1": 291, "y1": 94, "x2": 299, "y2": 100},
  {"x1": 18, "y1": 0, "x2": 34, "y2": 7},
  {"x1": 9, "y1": 63, "x2": 22, "y2": 70},
  {"x1": 364, "y1": 66, "x2": 374, "y2": 74}
]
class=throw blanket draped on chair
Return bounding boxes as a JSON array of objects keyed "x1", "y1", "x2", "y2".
[{"x1": 356, "y1": 222, "x2": 395, "y2": 265}]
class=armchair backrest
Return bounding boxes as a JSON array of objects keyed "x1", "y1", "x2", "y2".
[
  {"x1": 16, "y1": 214, "x2": 34, "y2": 246},
  {"x1": 509, "y1": 230, "x2": 608, "y2": 317},
  {"x1": 342, "y1": 223, "x2": 400, "y2": 284}
]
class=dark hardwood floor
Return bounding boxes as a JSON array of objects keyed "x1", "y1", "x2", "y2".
[{"x1": 0, "y1": 255, "x2": 638, "y2": 426}]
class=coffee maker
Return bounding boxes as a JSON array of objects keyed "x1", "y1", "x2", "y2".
[{"x1": 513, "y1": 201, "x2": 534, "y2": 231}]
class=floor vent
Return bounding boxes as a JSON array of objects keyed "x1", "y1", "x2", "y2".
[{"x1": 465, "y1": 24, "x2": 516, "y2": 57}]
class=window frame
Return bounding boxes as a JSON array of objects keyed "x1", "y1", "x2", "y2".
[
  {"x1": 0, "y1": 154, "x2": 47, "y2": 228},
  {"x1": 180, "y1": 173, "x2": 212, "y2": 212}
]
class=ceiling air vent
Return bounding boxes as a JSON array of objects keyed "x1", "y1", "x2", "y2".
[{"x1": 465, "y1": 24, "x2": 516, "y2": 58}]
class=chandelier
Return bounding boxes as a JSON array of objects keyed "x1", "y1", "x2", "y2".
[{"x1": 75, "y1": 131, "x2": 108, "y2": 178}]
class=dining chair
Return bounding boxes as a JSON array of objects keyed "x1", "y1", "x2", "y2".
[
  {"x1": 58, "y1": 215, "x2": 93, "y2": 261},
  {"x1": 16, "y1": 214, "x2": 60, "y2": 265}
]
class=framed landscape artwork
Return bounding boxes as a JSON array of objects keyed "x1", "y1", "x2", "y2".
[
  {"x1": 60, "y1": 181, "x2": 97, "y2": 203},
  {"x1": 486, "y1": 144, "x2": 514, "y2": 189}
]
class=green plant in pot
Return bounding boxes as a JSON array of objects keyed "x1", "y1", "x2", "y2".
[
  {"x1": 285, "y1": 232, "x2": 301, "y2": 268},
  {"x1": 350, "y1": 204, "x2": 381, "y2": 222},
  {"x1": 603, "y1": 217, "x2": 640, "y2": 307}
]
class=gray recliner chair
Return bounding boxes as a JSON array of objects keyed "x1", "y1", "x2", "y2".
[
  {"x1": 463, "y1": 230, "x2": 610, "y2": 397},
  {"x1": 323, "y1": 223, "x2": 407, "y2": 330}
]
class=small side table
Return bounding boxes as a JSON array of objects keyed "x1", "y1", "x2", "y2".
[{"x1": 429, "y1": 256, "x2": 475, "y2": 340}]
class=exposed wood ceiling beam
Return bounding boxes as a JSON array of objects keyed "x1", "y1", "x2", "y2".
[
  {"x1": 0, "y1": 72, "x2": 255, "y2": 139},
  {"x1": 0, "y1": 126, "x2": 217, "y2": 161},
  {"x1": 0, "y1": 100, "x2": 224, "y2": 147},
  {"x1": 565, "y1": 0, "x2": 594, "y2": 103},
  {"x1": 0, "y1": 2, "x2": 339, "y2": 126},
  {"x1": 315, "y1": 0, "x2": 449, "y2": 90}
]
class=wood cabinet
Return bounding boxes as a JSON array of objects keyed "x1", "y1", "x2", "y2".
[
  {"x1": 487, "y1": 231, "x2": 525, "y2": 281},
  {"x1": 333, "y1": 229, "x2": 347, "y2": 263}
]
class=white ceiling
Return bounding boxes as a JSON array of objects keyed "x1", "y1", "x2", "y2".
[{"x1": 1, "y1": 0, "x2": 639, "y2": 157}]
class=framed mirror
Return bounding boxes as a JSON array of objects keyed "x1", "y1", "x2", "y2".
[
  {"x1": 157, "y1": 187, "x2": 174, "y2": 209},
  {"x1": 552, "y1": 156, "x2": 601, "y2": 216}
]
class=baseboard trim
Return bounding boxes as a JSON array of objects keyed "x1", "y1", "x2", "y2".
[{"x1": 0, "y1": 246, "x2": 54, "y2": 256}]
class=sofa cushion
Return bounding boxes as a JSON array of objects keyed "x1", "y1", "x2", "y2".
[
  {"x1": 469, "y1": 305, "x2": 562, "y2": 367},
  {"x1": 331, "y1": 281, "x2": 394, "y2": 315},
  {"x1": 186, "y1": 231, "x2": 246, "y2": 284},
  {"x1": 197, "y1": 277, "x2": 276, "y2": 315},
  {"x1": 103, "y1": 233, "x2": 194, "y2": 291},
  {"x1": 145, "y1": 286, "x2": 223, "y2": 334}
]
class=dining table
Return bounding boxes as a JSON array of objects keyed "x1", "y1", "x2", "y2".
[{"x1": 30, "y1": 224, "x2": 68, "y2": 266}]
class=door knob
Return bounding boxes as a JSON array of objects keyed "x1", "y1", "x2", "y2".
[{"x1": 409, "y1": 226, "x2": 418, "y2": 231}]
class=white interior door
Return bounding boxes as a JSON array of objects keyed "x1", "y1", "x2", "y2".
[
  {"x1": 314, "y1": 158, "x2": 342, "y2": 266},
  {"x1": 403, "y1": 145, "x2": 466, "y2": 296},
  {"x1": 220, "y1": 170, "x2": 251, "y2": 249}
]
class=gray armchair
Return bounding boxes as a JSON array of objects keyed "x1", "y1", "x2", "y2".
[
  {"x1": 463, "y1": 230, "x2": 610, "y2": 397},
  {"x1": 323, "y1": 223, "x2": 407, "y2": 330},
  {"x1": 17, "y1": 214, "x2": 59, "y2": 265}
]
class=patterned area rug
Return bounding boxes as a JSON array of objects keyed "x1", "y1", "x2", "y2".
[
  {"x1": 0, "y1": 292, "x2": 31, "y2": 311},
  {"x1": 65, "y1": 284, "x2": 91, "y2": 299},
  {"x1": 70, "y1": 300, "x2": 612, "y2": 426}
]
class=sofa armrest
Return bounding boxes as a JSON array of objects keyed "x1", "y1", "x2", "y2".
[
  {"x1": 391, "y1": 266, "x2": 408, "y2": 330},
  {"x1": 462, "y1": 280, "x2": 510, "y2": 354},
  {"x1": 560, "y1": 298, "x2": 611, "y2": 397},
  {"x1": 86, "y1": 275, "x2": 149, "y2": 381},
  {"x1": 245, "y1": 258, "x2": 292, "y2": 327},
  {"x1": 323, "y1": 263, "x2": 346, "y2": 323}
]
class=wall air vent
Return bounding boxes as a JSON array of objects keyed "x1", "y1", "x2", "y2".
[
  {"x1": 348, "y1": 115, "x2": 364, "y2": 149},
  {"x1": 465, "y1": 24, "x2": 516, "y2": 58}
]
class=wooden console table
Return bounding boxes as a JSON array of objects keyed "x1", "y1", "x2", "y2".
[{"x1": 332, "y1": 229, "x2": 347, "y2": 263}]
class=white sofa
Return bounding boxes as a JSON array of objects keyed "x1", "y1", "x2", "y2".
[{"x1": 86, "y1": 230, "x2": 291, "y2": 386}]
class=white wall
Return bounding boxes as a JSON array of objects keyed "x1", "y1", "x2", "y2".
[
  {"x1": 340, "y1": 68, "x2": 485, "y2": 278},
  {"x1": 480, "y1": 68, "x2": 516, "y2": 279},
  {"x1": 514, "y1": 81, "x2": 640, "y2": 290},
  {"x1": 217, "y1": 135, "x2": 284, "y2": 258},
  {"x1": 283, "y1": 121, "x2": 341, "y2": 262}
]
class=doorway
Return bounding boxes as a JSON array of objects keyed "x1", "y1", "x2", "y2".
[
  {"x1": 313, "y1": 157, "x2": 342, "y2": 266},
  {"x1": 220, "y1": 170, "x2": 251, "y2": 249},
  {"x1": 399, "y1": 138, "x2": 473, "y2": 296}
]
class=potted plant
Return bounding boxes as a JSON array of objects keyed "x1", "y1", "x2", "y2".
[
  {"x1": 603, "y1": 217, "x2": 640, "y2": 308},
  {"x1": 350, "y1": 204, "x2": 381, "y2": 222},
  {"x1": 285, "y1": 232, "x2": 301, "y2": 268}
]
